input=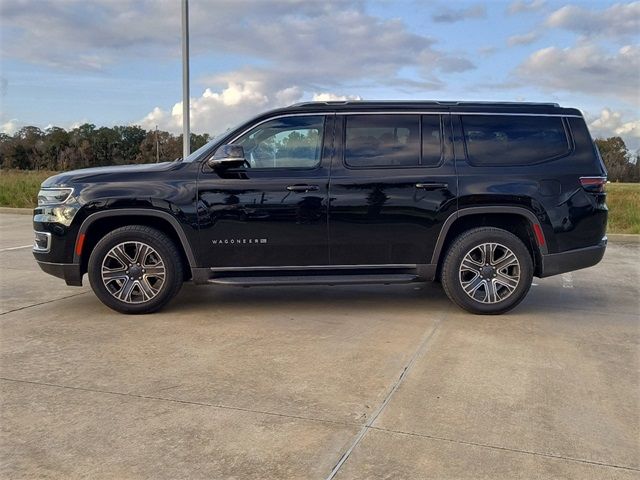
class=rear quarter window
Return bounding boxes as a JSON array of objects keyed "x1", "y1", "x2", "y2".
[{"x1": 462, "y1": 115, "x2": 570, "y2": 166}]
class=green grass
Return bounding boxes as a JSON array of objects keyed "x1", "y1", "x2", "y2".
[
  {"x1": 1, "y1": 170, "x2": 638, "y2": 234},
  {"x1": 606, "y1": 183, "x2": 640, "y2": 234},
  {"x1": 0, "y1": 170, "x2": 56, "y2": 209}
]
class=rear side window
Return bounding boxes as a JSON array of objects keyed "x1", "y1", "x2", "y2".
[
  {"x1": 345, "y1": 115, "x2": 421, "y2": 167},
  {"x1": 462, "y1": 115, "x2": 570, "y2": 166}
]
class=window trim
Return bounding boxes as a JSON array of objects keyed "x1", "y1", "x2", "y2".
[
  {"x1": 461, "y1": 114, "x2": 573, "y2": 167},
  {"x1": 341, "y1": 114, "x2": 445, "y2": 170}
]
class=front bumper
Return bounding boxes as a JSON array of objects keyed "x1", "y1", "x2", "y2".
[
  {"x1": 36, "y1": 260, "x2": 83, "y2": 286},
  {"x1": 538, "y1": 237, "x2": 607, "y2": 278}
]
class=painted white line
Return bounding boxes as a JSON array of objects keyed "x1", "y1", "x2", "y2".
[
  {"x1": 0, "y1": 245, "x2": 32, "y2": 252},
  {"x1": 562, "y1": 273, "x2": 574, "y2": 289}
]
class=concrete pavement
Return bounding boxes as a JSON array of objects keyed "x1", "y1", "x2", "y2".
[{"x1": 0, "y1": 213, "x2": 638, "y2": 479}]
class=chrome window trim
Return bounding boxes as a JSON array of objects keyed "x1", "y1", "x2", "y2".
[
  {"x1": 33, "y1": 231, "x2": 52, "y2": 253},
  {"x1": 336, "y1": 112, "x2": 582, "y2": 118},
  {"x1": 453, "y1": 112, "x2": 582, "y2": 118}
]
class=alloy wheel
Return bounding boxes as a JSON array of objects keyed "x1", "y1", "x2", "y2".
[
  {"x1": 458, "y1": 242, "x2": 521, "y2": 304},
  {"x1": 101, "y1": 241, "x2": 166, "y2": 304}
]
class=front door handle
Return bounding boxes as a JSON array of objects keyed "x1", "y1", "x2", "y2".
[
  {"x1": 415, "y1": 182, "x2": 448, "y2": 190},
  {"x1": 286, "y1": 184, "x2": 319, "y2": 193}
]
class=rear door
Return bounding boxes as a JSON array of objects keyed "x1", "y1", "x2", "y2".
[{"x1": 328, "y1": 112, "x2": 457, "y2": 265}]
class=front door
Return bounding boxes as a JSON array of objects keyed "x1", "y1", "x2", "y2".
[
  {"x1": 328, "y1": 113, "x2": 457, "y2": 265},
  {"x1": 197, "y1": 114, "x2": 333, "y2": 267}
]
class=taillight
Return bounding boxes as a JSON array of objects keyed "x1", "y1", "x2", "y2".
[{"x1": 580, "y1": 176, "x2": 607, "y2": 193}]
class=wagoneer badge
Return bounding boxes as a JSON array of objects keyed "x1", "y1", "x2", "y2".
[{"x1": 212, "y1": 238, "x2": 268, "y2": 245}]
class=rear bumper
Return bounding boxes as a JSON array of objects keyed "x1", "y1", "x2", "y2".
[
  {"x1": 36, "y1": 260, "x2": 83, "y2": 286},
  {"x1": 538, "y1": 237, "x2": 607, "y2": 278}
]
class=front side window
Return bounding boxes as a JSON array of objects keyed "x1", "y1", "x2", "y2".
[
  {"x1": 234, "y1": 115, "x2": 325, "y2": 169},
  {"x1": 345, "y1": 115, "x2": 421, "y2": 167},
  {"x1": 462, "y1": 115, "x2": 570, "y2": 166}
]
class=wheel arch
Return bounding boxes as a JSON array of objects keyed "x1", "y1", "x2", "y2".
[
  {"x1": 432, "y1": 206, "x2": 547, "y2": 278},
  {"x1": 75, "y1": 209, "x2": 196, "y2": 279}
]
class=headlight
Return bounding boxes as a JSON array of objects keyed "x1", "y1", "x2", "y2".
[{"x1": 37, "y1": 188, "x2": 73, "y2": 206}]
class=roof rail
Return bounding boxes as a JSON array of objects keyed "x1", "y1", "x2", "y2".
[
  {"x1": 289, "y1": 100, "x2": 561, "y2": 108},
  {"x1": 288, "y1": 101, "x2": 350, "y2": 107}
]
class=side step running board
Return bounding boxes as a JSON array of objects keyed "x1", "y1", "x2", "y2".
[{"x1": 208, "y1": 273, "x2": 421, "y2": 287}]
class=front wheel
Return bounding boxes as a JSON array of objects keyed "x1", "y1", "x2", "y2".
[
  {"x1": 441, "y1": 227, "x2": 533, "y2": 315},
  {"x1": 88, "y1": 225, "x2": 184, "y2": 314}
]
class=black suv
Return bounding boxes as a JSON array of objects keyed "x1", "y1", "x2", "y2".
[{"x1": 33, "y1": 101, "x2": 608, "y2": 314}]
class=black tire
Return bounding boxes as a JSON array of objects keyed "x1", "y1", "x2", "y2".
[
  {"x1": 441, "y1": 227, "x2": 533, "y2": 315},
  {"x1": 88, "y1": 225, "x2": 184, "y2": 314}
]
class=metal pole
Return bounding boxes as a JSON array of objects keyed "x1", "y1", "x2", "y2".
[
  {"x1": 155, "y1": 125, "x2": 159, "y2": 163},
  {"x1": 181, "y1": 0, "x2": 190, "y2": 159}
]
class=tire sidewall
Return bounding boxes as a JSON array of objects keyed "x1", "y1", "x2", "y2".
[
  {"x1": 443, "y1": 228, "x2": 534, "y2": 315},
  {"x1": 88, "y1": 227, "x2": 182, "y2": 314}
]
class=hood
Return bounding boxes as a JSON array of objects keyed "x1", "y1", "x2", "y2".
[{"x1": 42, "y1": 161, "x2": 177, "y2": 187}]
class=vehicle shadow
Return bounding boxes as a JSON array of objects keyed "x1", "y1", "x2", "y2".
[{"x1": 164, "y1": 281, "x2": 451, "y2": 316}]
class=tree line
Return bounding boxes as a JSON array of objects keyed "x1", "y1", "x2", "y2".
[
  {"x1": 594, "y1": 137, "x2": 640, "y2": 183},
  {"x1": 0, "y1": 124, "x2": 638, "y2": 182},
  {"x1": 0, "y1": 124, "x2": 210, "y2": 172}
]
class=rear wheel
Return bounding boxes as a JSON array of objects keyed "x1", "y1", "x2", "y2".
[
  {"x1": 441, "y1": 227, "x2": 533, "y2": 314},
  {"x1": 88, "y1": 226, "x2": 183, "y2": 314}
]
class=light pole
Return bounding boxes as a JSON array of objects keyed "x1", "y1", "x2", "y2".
[{"x1": 181, "y1": 0, "x2": 190, "y2": 159}]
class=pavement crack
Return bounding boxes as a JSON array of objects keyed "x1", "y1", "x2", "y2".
[
  {"x1": 0, "y1": 245, "x2": 33, "y2": 252},
  {"x1": 369, "y1": 426, "x2": 640, "y2": 473},
  {"x1": 0, "y1": 291, "x2": 90, "y2": 316},
  {"x1": 0, "y1": 376, "x2": 356, "y2": 429},
  {"x1": 324, "y1": 308, "x2": 449, "y2": 480}
]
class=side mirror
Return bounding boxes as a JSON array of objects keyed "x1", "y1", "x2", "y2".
[{"x1": 207, "y1": 144, "x2": 246, "y2": 170}]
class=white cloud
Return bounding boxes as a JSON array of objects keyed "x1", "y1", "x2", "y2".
[
  {"x1": 507, "y1": 32, "x2": 540, "y2": 47},
  {"x1": 588, "y1": 108, "x2": 640, "y2": 150},
  {"x1": 312, "y1": 93, "x2": 362, "y2": 102},
  {"x1": 546, "y1": 2, "x2": 640, "y2": 39},
  {"x1": 432, "y1": 4, "x2": 486, "y2": 23},
  {"x1": 507, "y1": 0, "x2": 545, "y2": 15},
  {"x1": 1, "y1": 119, "x2": 20, "y2": 135},
  {"x1": 517, "y1": 43, "x2": 640, "y2": 105},
  {"x1": 138, "y1": 80, "x2": 303, "y2": 135}
]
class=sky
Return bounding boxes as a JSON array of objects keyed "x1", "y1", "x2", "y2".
[{"x1": 0, "y1": 0, "x2": 639, "y2": 150}]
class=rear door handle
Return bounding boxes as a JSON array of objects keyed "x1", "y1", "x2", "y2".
[
  {"x1": 286, "y1": 184, "x2": 319, "y2": 193},
  {"x1": 415, "y1": 182, "x2": 448, "y2": 190}
]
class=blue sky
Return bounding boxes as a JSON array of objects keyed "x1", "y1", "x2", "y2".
[{"x1": 1, "y1": 0, "x2": 638, "y2": 149}]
